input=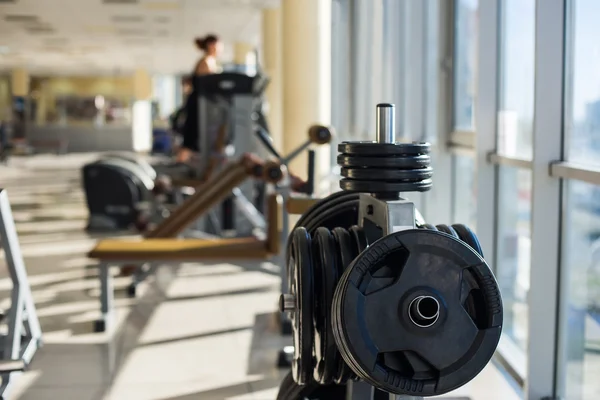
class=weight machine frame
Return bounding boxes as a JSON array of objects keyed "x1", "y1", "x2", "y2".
[{"x1": 0, "y1": 189, "x2": 42, "y2": 400}]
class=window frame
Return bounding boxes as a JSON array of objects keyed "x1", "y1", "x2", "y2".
[{"x1": 448, "y1": 0, "x2": 478, "y2": 150}]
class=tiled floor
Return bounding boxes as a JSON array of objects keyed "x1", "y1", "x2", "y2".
[{"x1": 0, "y1": 154, "x2": 522, "y2": 400}]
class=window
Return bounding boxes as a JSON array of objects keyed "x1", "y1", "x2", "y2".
[
  {"x1": 496, "y1": 166, "x2": 532, "y2": 362},
  {"x1": 451, "y1": 155, "x2": 477, "y2": 229},
  {"x1": 566, "y1": 0, "x2": 600, "y2": 167},
  {"x1": 497, "y1": 0, "x2": 536, "y2": 159},
  {"x1": 453, "y1": 0, "x2": 478, "y2": 132},
  {"x1": 563, "y1": 180, "x2": 600, "y2": 400}
]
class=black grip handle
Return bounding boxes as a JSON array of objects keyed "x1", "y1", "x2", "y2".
[{"x1": 303, "y1": 150, "x2": 316, "y2": 195}]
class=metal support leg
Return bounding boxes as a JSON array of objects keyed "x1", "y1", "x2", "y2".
[
  {"x1": 94, "y1": 263, "x2": 114, "y2": 333},
  {"x1": 0, "y1": 189, "x2": 42, "y2": 399}
]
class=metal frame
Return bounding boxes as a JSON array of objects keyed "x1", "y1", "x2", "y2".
[
  {"x1": 0, "y1": 189, "x2": 42, "y2": 399},
  {"x1": 475, "y1": 0, "x2": 499, "y2": 283},
  {"x1": 526, "y1": 1, "x2": 565, "y2": 398},
  {"x1": 447, "y1": 0, "x2": 477, "y2": 148},
  {"x1": 550, "y1": 162, "x2": 600, "y2": 185},
  {"x1": 423, "y1": 0, "x2": 453, "y2": 226}
]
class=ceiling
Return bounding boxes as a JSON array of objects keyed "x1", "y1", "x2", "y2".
[{"x1": 0, "y1": 0, "x2": 279, "y2": 76}]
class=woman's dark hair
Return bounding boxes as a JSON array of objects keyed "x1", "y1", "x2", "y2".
[
  {"x1": 181, "y1": 75, "x2": 192, "y2": 86},
  {"x1": 194, "y1": 34, "x2": 219, "y2": 51}
]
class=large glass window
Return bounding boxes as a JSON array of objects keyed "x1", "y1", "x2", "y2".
[
  {"x1": 563, "y1": 180, "x2": 600, "y2": 400},
  {"x1": 567, "y1": 0, "x2": 600, "y2": 167},
  {"x1": 451, "y1": 155, "x2": 477, "y2": 229},
  {"x1": 496, "y1": 166, "x2": 532, "y2": 361},
  {"x1": 453, "y1": 0, "x2": 478, "y2": 131},
  {"x1": 497, "y1": 0, "x2": 536, "y2": 159}
]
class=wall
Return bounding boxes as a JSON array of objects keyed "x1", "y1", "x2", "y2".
[
  {"x1": 32, "y1": 75, "x2": 134, "y2": 125},
  {"x1": 0, "y1": 76, "x2": 10, "y2": 119}
]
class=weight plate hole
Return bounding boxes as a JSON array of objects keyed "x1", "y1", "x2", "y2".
[{"x1": 408, "y1": 296, "x2": 440, "y2": 328}]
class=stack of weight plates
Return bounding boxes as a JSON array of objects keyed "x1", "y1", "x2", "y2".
[{"x1": 337, "y1": 142, "x2": 432, "y2": 193}]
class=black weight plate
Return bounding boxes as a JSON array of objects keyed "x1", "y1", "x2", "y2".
[
  {"x1": 286, "y1": 192, "x2": 359, "y2": 265},
  {"x1": 436, "y1": 224, "x2": 459, "y2": 239},
  {"x1": 338, "y1": 142, "x2": 431, "y2": 156},
  {"x1": 348, "y1": 225, "x2": 369, "y2": 254},
  {"x1": 341, "y1": 167, "x2": 433, "y2": 182},
  {"x1": 331, "y1": 228, "x2": 358, "y2": 384},
  {"x1": 337, "y1": 154, "x2": 430, "y2": 169},
  {"x1": 293, "y1": 192, "x2": 357, "y2": 234},
  {"x1": 340, "y1": 178, "x2": 432, "y2": 193},
  {"x1": 419, "y1": 223, "x2": 438, "y2": 231},
  {"x1": 289, "y1": 228, "x2": 315, "y2": 385},
  {"x1": 313, "y1": 228, "x2": 340, "y2": 385},
  {"x1": 451, "y1": 223, "x2": 484, "y2": 257},
  {"x1": 332, "y1": 229, "x2": 503, "y2": 396}
]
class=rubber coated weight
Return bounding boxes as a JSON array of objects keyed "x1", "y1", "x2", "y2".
[
  {"x1": 288, "y1": 228, "x2": 315, "y2": 385},
  {"x1": 451, "y1": 223, "x2": 484, "y2": 257},
  {"x1": 436, "y1": 224, "x2": 459, "y2": 239},
  {"x1": 341, "y1": 167, "x2": 433, "y2": 182},
  {"x1": 332, "y1": 229, "x2": 502, "y2": 396},
  {"x1": 312, "y1": 228, "x2": 340, "y2": 385},
  {"x1": 340, "y1": 178, "x2": 433, "y2": 193},
  {"x1": 419, "y1": 223, "x2": 438, "y2": 231},
  {"x1": 337, "y1": 154, "x2": 431, "y2": 169},
  {"x1": 331, "y1": 228, "x2": 359, "y2": 384},
  {"x1": 348, "y1": 225, "x2": 369, "y2": 254},
  {"x1": 338, "y1": 141, "x2": 430, "y2": 156},
  {"x1": 286, "y1": 192, "x2": 359, "y2": 265}
]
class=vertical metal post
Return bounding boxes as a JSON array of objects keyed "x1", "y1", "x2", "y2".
[
  {"x1": 376, "y1": 103, "x2": 395, "y2": 144},
  {"x1": 98, "y1": 262, "x2": 114, "y2": 332}
]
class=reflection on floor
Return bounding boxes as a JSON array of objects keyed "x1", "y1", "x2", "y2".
[{"x1": 0, "y1": 154, "x2": 522, "y2": 400}]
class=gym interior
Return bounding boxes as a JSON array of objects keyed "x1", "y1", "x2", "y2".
[{"x1": 0, "y1": 0, "x2": 596, "y2": 399}]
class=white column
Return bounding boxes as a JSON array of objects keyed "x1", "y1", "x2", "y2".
[
  {"x1": 282, "y1": 0, "x2": 331, "y2": 181},
  {"x1": 132, "y1": 69, "x2": 152, "y2": 152},
  {"x1": 10, "y1": 68, "x2": 29, "y2": 97},
  {"x1": 262, "y1": 7, "x2": 284, "y2": 151},
  {"x1": 234, "y1": 42, "x2": 255, "y2": 65}
]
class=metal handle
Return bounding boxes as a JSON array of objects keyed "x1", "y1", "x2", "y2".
[{"x1": 376, "y1": 103, "x2": 395, "y2": 144}]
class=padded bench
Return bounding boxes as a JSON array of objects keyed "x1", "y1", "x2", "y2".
[
  {"x1": 88, "y1": 237, "x2": 271, "y2": 261},
  {"x1": 88, "y1": 194, "x2": 282, "y2": 333}
]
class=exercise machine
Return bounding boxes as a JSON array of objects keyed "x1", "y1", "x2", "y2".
[
  {"x1": 276, "y1": 104, "x2": 502, "y2": 400},
  {"x1": 0, "y1": 189, "x2": 43, "y2": 399},
  {"x1": 81, "y1": 71, "x2": 272, "y2": 236},
  {"x1": 87, "y1": 122, "x2": 332, "y2": 332}
]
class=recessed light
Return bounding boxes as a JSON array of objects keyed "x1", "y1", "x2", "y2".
[
  {"x1": 0, "y1": 46, "x2": 9, "y2": 54},
  {"x1": 85, "y1": 25, "x2": 116, "y2": 33},
  {"x1": 143, "y1": 2, "x2": 180, "y2": 10}
]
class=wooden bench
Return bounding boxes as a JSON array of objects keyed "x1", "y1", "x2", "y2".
[
  {"x1": 88, "y1": 237, "x2": 271, "y2": 261},
  {"x1": 88, "y1": 194, "x2": 282, "y2": 332},
  {"x1": 286, "y1": 196, "x2": 320, "y2": 215}
]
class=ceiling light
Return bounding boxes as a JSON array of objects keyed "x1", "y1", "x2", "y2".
[
  {"x1": 143, "y1": 2, "x2": 180, "y2": 10},
  {"x1": 0, "y1": 46, "x2": 9, "y2": 55},
  {"x1": 85, "y1": 25, "x2": 117, "y2": 33},
  {"x1": 4, "y1": 14, "x2": 39, "y2": 22}
]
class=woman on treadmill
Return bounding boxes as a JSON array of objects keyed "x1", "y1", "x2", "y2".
[
  {"x1": 177, "y1": 34, "x2": 307, "y2": 191},
  {"x1": 193, "y1": 34, "x2": 222, "y2": 75},
  {"x1": 176, "y1": 34, "x2": 223, "y2": 163}
]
